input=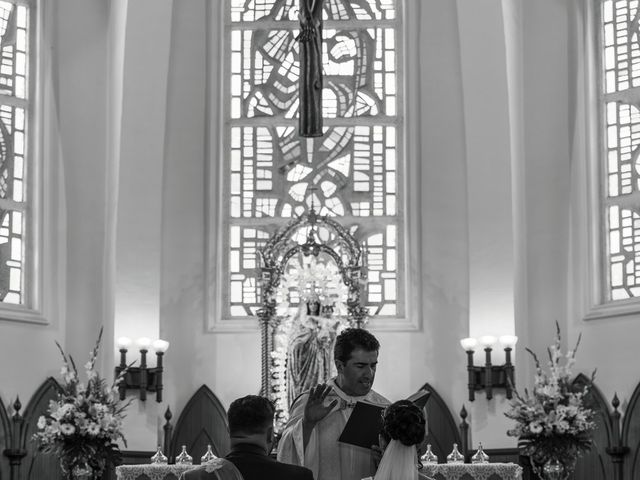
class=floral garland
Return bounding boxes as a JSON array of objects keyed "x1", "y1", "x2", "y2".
[
  {"x1": 504, "y1": 322, "x2": 596, "y2": 473},
  {"x1": 33, "y1": 328, "x2": 130, "y2": 477}
]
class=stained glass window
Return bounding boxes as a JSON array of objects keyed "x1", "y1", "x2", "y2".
[
  {"x1": 0, "y1": 1, "x2": 32, "y2": 306},
  {"x1": 223, "y1": 0, "x2": 403, "y2": 319}
]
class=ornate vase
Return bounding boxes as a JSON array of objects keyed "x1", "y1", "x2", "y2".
[
  {"x1": 531, "y1": 457, "x2": 576, "y2": 480},
  {"x1": 60, "y1": 458, "x2": 95, "y2": 480}
]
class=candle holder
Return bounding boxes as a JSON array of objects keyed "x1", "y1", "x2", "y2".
[
  {"x1": 460, "y1": 335, "x2": 517, "y2": 401},
  {"x1": 115, "y1": 337, "x2": 169, "y2": 402}
]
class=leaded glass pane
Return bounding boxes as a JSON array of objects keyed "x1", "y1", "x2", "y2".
[
  {"x1": 604, "y1": 101, "x2": 640, "y2": 198},
  {"x1": 0, "y1": 104, "x2": 26, "y2": 201},
  {"x1": 228, "y1": 125, "x2": 397, "y2": 219},
  {"x1": 0, "y1": 207, "x2": 23, "y2": 303},
  {"x1": 363, "y1": 225, "x2": 397, "y2": 315},
  {"x1": 0, "y1": 0, "x2": 28, "y2": 307},
  {"x1": 229, "y1": 23, "x2": 397, "y2": 119},
  {"x1": 0, "y1": 2, "x2": 29, "y2": 99},
  {"x1": 224, "y1": 0, "x2": 402, "y2": 319},
  {"x1": 230, "y1": 0, "x2": 395, "y2": 22},
  {"x1": 600, "y1": 0, "x2": 640, "y2": 301},
  {"x1": 607, "y1": 205, "x2": 640, "y2": 300},
  {"x1": 601, "y1": 0, "x2": 640, "y2": 94},
  {"x1": 229, "y1": 226, "x2": 271, "y2": 315}
]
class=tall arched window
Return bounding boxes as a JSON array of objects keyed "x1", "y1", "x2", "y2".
[
  {"x1": 598, "y1": 0, "x2": 640, "y2": 304},
  {"x1": 0, "y1": 0, "x2": 35, "y2": 311},
  {"x1": 216, "y1": 0, "x2": 404, "y2": 326}
]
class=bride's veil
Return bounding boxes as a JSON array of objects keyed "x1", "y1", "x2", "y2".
[{"x1": 373, "y1": 439, "x2": 419, "y2": 480}]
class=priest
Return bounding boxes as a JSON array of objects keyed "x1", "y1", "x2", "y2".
[{"x1": 277, "y1": 328, "x2": 389, "y2": 480}]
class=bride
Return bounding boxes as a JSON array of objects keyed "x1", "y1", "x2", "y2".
[{"x1": 364, "y1": 400, "x2": 435, "y2": 480}]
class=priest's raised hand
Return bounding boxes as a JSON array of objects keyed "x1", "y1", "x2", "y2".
[{"x1": 302, "y1": 383, "x2": 339, "y2": 448}]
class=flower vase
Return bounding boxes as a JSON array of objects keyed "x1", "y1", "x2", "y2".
[
  {"x1": 541, "y1": 458, "x2": 564, "y2": 480},
  {"x1": 60, "y1": 459, "x2": 95, "y2": 480},
  {"x1": 533, "y1": 457, "x2": 575, "y2": 480}
]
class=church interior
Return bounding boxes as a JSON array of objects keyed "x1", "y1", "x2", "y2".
[{"x1": 1, "y1": 1, "x2": 640, "y2": 479}]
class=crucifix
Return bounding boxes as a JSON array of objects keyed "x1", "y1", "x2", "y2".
[{"x1": 298, "y1": 0, "x2": 324, "y2": 137}]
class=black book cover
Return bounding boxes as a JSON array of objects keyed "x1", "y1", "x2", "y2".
[
  {"x1": 338, "y1": 402, "x2": 385, "y2": 449},
  {"x1": 338, "y1": 391, "x2": 431, "y2": 449}
]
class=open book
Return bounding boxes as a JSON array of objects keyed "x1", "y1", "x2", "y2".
[
  {"x1": 337, "y1": 388, "x2": 431, "y2": 449},
  {"x1": 407, "y1": 388, "x2": 431, "y2": 409}
]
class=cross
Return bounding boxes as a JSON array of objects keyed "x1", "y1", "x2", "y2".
[{"x1": 298, "y1": 0, "x2": 324, "y2": 137}]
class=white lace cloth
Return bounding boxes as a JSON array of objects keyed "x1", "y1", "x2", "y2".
[
  {"x1": 421, "y1": 463, "x2": 523, "y2": 480},
  {"x1": 116, "y1": 459, "x2": 243, "y2": 480},
  {"x1": 115, "y1": 464, "x2": 196, "y2": 480}
]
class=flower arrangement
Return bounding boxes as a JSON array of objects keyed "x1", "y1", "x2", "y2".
[
  {"x1": 33, "y1": 328, "x2": 130, "y2": 478},
  {"x1": 505, "y1": 322, "x2": 596, "y2": 475}
]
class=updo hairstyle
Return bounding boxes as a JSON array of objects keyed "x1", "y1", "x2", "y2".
[{"x1": 381, "y1": 400, "x2": 426, "y2": 447}]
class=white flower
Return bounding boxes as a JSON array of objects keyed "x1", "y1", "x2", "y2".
[
  {"x1": 59, "y1": 423, "x2": 75, "y2": 436},
  {"x1": 58, "y1": 403, "x2": 75, "y2": 419},
  {"x1": 37, "y1": 416, "x2": 46, "y2": 429},
  {"x1": 529, "y1": 422, "x2": 543, "y2": 434},
  {"x1": 555, "y1": 420, "x2": 570, "y2": 434},
  {"x1": 86, "y1": 422, "x2": 101, "y2": 436}
]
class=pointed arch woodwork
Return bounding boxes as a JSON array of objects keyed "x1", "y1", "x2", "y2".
[
  {"x1": 623, "y1": 378, "x2": 640, "y2": 480},
  {"x1": 21, "y1": 377, "x2": 63, "y2": 480},
  {"x1": 572, "y1": 373, "x2": 614, "y2": 479},
  {"x1": 169, "y1": 385, "x2": 230, "y2": 462},
  {"x1": 0, "y1": 395, "x2": 11, "y2": 480},
  {"x1": 419, "y1": 382, "x2": 462, "y2": 462}
]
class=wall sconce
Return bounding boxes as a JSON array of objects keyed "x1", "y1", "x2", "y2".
[
  {"x1": 460, "y1": 335, "x2": 517, "y2": 401},
  {"x1": 115, "y1": 336, "x2": 169, "y2": 402}
]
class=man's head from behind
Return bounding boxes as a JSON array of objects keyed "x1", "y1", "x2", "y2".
[
  {"x1": 228, "y1": 395, "x2": 275, "y2": 452},
  {"x1": 334, "y1": 328, "x2": 380, "y2": 397}
]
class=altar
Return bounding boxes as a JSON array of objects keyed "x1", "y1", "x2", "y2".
[{"x1": 422, "y1": 463, "x2": 523, "y2": 480}]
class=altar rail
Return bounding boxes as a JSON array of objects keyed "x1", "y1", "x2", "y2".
[{"x1": 2, "y1": 377, "x2": 639, "y2": 480}]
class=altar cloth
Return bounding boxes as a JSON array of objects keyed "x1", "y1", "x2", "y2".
[
  {"x1": 421, "y1": 462, "x2": 523, "y2": 480},
  {"x1": 115, "y1": 464, "x2": 196, "y2": 480}
]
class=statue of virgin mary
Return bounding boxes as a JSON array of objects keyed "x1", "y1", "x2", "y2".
[{"x1": 286, "y1": 299, "x2": 342, "y2": 407}]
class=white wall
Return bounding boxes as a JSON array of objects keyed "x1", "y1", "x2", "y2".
[
  {"x1": 0, "y1": 0, "x2": 111, "y2": 406},
  {"x1": 2, "y1": 0, "x2": 639, "y2": 455}
]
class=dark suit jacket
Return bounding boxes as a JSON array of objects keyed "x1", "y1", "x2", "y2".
[{"x1": 226, "y1": 443, "x2": 314, "y2": 480}]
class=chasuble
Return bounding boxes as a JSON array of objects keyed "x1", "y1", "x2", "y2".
[{"x1": 277, "y1": 378, "x2": 389, "y2": 480}]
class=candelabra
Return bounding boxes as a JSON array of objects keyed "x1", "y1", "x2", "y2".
[
  {"x1": 115, "y1": 337, "x2": 169, "y2": 402},
  {"x1": 460, "y1": 335, "x2": 517, "y2": 401}
]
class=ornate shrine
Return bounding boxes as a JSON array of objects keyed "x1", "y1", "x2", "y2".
[{"x1": 257, "y1": 209, "x2": 368, "y2": 426}]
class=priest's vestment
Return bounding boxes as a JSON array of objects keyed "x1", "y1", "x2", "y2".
[{"x1": 277, "y1": 378, "x2": 390, "y2": 480}]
